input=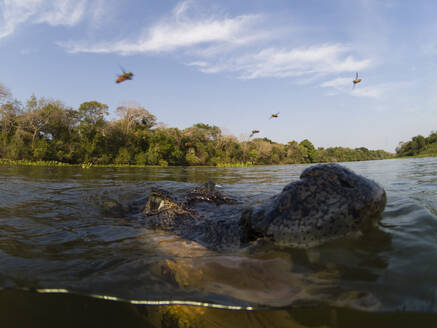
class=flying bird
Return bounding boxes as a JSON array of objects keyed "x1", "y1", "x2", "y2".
[
  {"x1": 250, "y1": 130, "x2": 260, "y2": 138},
  {"x1": 116, "y1": 66, "x2": 134, "y2": 84},
  {"x1": 352, "y1": 72, "x2": 362, "y2": 88},
  {"x1": 269, "y1": 112, "x2": 280, "y2": 119}
]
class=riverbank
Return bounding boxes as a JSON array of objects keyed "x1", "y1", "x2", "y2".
[
  {"x1": 396, "y1": 153, "x2": 437, "y2": 159},
  {"x1": 0, "y1": 159, "x2": 256, "y2": 168},
  {"x1": 0, "y1": 157, "x2": 404, "y2": 169},
  {"x1": 5, "y1": 155, "x2": 437, "y2": 169}
]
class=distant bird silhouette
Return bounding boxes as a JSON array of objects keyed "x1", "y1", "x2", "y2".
[
  {"x1": 116, "y1": 66, "x2": 134, "y2": 84},
  {"x1": 269, "y1": 112, "x2": 279, "y2": 119},
  {"x1": 352, "y1": 72, "x2": 362, "y2": 88},
  {"x1": 250, "y1": 130, "x2": 260, "y2": 138}
]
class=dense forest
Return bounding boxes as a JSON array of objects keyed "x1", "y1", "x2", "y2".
[
  {"x1": 396, "y1": 131, "x2": 437, "y2": 157},
  {"x1": 0, "y1": 85, "x2": 393, "y2": 166}
]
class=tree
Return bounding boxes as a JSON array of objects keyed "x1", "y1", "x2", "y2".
[
  {"x1": 20, "y1": 97, "x2": 54, "y2": 150},
  {"x1": 0, "y1": 83, "x2": 10, "y2": 104},
  {"x1": 412, "y1": 135, "x2": 426, "y2": 152},
  {"x1": 77, "y1": 101, "x2": 109, "y2": 162},
  {"x1": 192, "y1": 123, "x2": 221, "y2": 141},
  {"x1": 116, "y1": 101, "x2": 156, "y2": 135},
  {"x1": 285, "y1": 141, "x2": 305, "y2": 164},
  {"x1": 0, "y1": 99, "x2": 22, "y2": 156},
  {"x1": 0, "y1": 88, "x2": 398, "y2": 164},
  {"x1": 78, "y1": 101, "x2": 108, "y2": 125},
  {"x1": 428, "y1": 131, "x2": 437, "y2": 144},
  {"x1": 253, "y1": 139, "x2": 273, "y2": 164},
  {"x1": 300, "y1": 139, "x2": 316, "y2": 163}
]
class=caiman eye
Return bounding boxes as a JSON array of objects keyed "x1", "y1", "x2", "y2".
[{"x1": 339, "y1": 177, "x2": 354, "y2": 189}]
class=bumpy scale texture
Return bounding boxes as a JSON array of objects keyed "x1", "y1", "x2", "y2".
[
  {"x1": 239, "y1": 164, "x2": 386, "y2": 248},
  {"x1": 142, "y1": 164, "x2": 386, "y2": 249}
]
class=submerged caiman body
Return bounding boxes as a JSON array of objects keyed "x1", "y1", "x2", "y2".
[{"x1": 140, "y1": 164, "x2": 386, "y2": 250}]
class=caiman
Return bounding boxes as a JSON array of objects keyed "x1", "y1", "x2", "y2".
[{"x1": 140, "y1": 163, "x2": 386, "y2": 250}]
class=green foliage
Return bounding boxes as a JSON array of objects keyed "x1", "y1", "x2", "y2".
[
  {"x1": 285, "y1": 141, "x2": 305, "y2": 164},
  {"x1": 0, "y1": 88, "x2": 398, "y2": 167},
  {"x1": 185, "y1": 149, "x2": 202, "y2": 165},
  {"x1": 300, "y1": 139, "x2": 316, "y2": 163},
  {"x1": 396, "y1": 131, "x2": 437, "y2": 157},
  {"x1": 115, "y1": 147, "x2": 131, "y2": 164},
  {"x1": 79, "y1": 101, "x2": 108, "y2": 125},
  {"x1": 0, "y1": 159, "x2": 69, "y2": 166},
  {"x1": 32, "y1": 139, "x2": 49, "y2": 160},
  {"x1": 96, "y1": 153, "x2": 112, "y2": 165},
  {"x1": 134, "y1": 152, "x2": 148, "y2": 165},
  {"x1": 159, "y1": 159, "x2": 168, "y2": 167},
  {"x1": 216, "y1": 162, "x2": 253, "y2": 167}
]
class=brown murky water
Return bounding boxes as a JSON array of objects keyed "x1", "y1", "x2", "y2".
[{"x1": 0, "y1": 157, "x2": 436, "y2": 327}]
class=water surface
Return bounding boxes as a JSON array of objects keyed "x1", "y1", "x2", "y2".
[{"x1": 0, "y1": 158, "x2": 436, "y2": 327}]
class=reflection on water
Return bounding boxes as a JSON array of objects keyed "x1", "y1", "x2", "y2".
[
  {"x1": 1, "y1": 289, "x2": 437, "y2": 328},
  {"x1": 0, "y1": 157, "x2": 437, "y2": 326}
]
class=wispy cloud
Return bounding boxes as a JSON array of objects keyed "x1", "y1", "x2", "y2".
[
  {"x1": 190, "y1": 44, "x2": 371, "y2": 79},
  {"x1": 60, "y1": 0, "x2": 372, "y2": 83},
  {"x1": 0, "y1": 0, "x2": 40, "y2": 39},
  {"x1": 59, "y1": 1, "x2": 263, "y2": 55},
  {"x1": 351, "y1": 85, "x2": 387, "y2": 99},
  {"x1": 0, "y1": 0, "x2": 104, "y2": 40},
  {"x1": 321, "y1": 76, "x2": 414, "y2": 99},
  {"x1": 421, "y1": 41, "x2": 437, "y2": 57},
  {"x1": 35, "y1": 0, "x2": 87, "y2": 26},
  {"x1": 320, "y1": 77, "x2": 351, "y2": 89}
]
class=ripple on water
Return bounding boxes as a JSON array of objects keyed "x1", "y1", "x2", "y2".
[{"x1": 0, "y1": 158, "x2": 436, "y2": 316}]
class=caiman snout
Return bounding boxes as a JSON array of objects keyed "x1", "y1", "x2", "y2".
[{"x1": 239, "y1": 164, "x2": 387, "y2": 248}]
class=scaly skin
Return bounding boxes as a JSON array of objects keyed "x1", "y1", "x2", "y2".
[
  {"x1": 142, "y1": 164, "x2": 386, "y2": 250},
  {"x1": 239, "y1": 164, "x2": 386, "y2": 248}
]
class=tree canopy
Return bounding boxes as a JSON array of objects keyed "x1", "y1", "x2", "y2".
[
  {"x1": 396, "y1": 131, "x2": 437, "y2": 157},
  {"x1": 0, "y1": 87, "x2": 395, "y2": 166}
]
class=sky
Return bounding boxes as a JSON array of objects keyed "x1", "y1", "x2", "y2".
[{"x1": 0, "y1": 0, "x2": 436, "y2": 152}]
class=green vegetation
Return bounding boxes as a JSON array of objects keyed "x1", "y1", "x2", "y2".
[
  {"x1": 396, "y1": 131, "x2": 437, "y2": 157},
  {"x1": 0, "y1": 159, "x2": 70, "y2": 167},
  {"x1": 0, "y1": 88, "x2": 393, "y2": 167}
]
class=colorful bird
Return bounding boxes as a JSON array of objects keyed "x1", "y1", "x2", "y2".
[
  {"x1": 352, "y1": 72, "x2": 362, "y2": 88},
  {"x1": 116, "y1": 67, "x2": 134, "y2": 84},
  {"x1": 269, "y1": 112, "x2": 280, "y2": 119},
  {"x1": 250, "y1": 130, "x2": 260, "y2": 138}
]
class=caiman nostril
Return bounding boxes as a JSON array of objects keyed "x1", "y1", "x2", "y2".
[{"x1": 339, "y1": 177, "x2": 354, "y2": 189}]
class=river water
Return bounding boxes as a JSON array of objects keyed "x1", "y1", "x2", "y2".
[{"x1": 0, "y1": 158, "x2": 436, "y2": 327}]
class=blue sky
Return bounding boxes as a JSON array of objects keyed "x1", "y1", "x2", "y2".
[{"x1": 0, "y1": 0, "x2": 436, "y2": 152}]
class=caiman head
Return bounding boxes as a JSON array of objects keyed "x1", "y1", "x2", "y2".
[{"x1": 239, "y1": 164, "x2": 386, "y2": 248}]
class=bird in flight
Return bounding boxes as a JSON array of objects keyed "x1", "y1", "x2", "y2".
[
  {"x1": 269, "y1": 112, "x2": 279, "y2": 119},
  {"x1": 352, "y1": 72, "x2": 362, "y2": 88},
  {"x1": 250, "y1": 130, "x2": 260, "y2": 138},
  {"x1": 116, "y1": 66, "x2": 134, "y2": 84}
]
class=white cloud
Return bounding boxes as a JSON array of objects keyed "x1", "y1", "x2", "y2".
[
  {"x1": 321, "y1": 77, "x2": 414, "y2": 99},
  {"x1": 351, "y1": 85, "x2": 384, "y2": 98},
  {"x1": 192, "y1": 44, "x2": 372, "y2": 80},
  {"x1": 59, "y1": 1, "x2": 263, "y2": 55},
  {"x1": 187, "y1": 61, "x2": 208, "y2": 67},
  {"x1": 35, "y1": 0, "x2": 87, "y2": 26},
  {"x1": 321, "y1": 77, "x2": 351, "y2": 88},
  {"x1": 0, "y1": 0, "x2": 41, "y2": 39},
  {"x1": 58, "y1": 0, "x2": 373, "y2": 84},
  {"x1": 173, "y1": 0, "x2": 193, "y2": 17},
  {"x1": 0, "y1": 0, "x2": 104, "y2": 40},
  {"x1": 89, "y1": 0, "x2": 111, "y2": 28}
]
